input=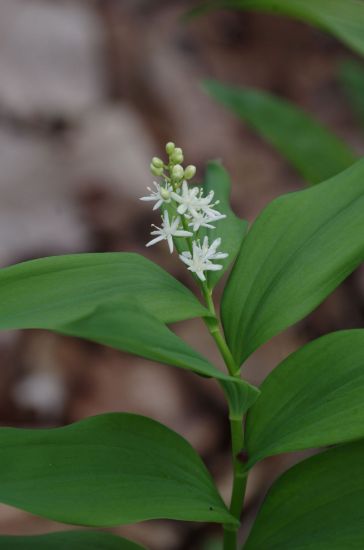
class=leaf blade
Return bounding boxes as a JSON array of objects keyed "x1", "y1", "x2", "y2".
[
  {"x1": 339, "y1": 59, "x2": 364, "y2": 129},
  {"x1": 0, "y1": 413, "x2": 235, "y2": 526},
  {"x1": 204, "y1": 80, "x2": 356, "y2": 184},
  {"x1": 59, "y1": 300, "x2": 253, "y2": 387},
  {"x1": 222, "y1": 158, "x2": 364, "y2": 364},
  {"x1": 188, "y1": 0, "x2": 364, "y2": 58},
  {"x1": 200, "y1": 161, "x2": 248, "y2": 286},
  {"x1": 246, "y1": 330, "x2": 364, "y2": 466},
  {"x1": 0, "y1": 252, "x2": 209, "y2": 328},
  {"x1": 244, "y1": 441, "x2": 364, "y2": 549},
  {"x1": 0, "y1": 532, "x2": 145, "y2": 550}
]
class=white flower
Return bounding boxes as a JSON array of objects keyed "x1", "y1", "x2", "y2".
[
  {"x1": 171, "y1": 181, "x2": 222, "y2": 221},
  {"x1": 171, "y1": 181, "x2": 201, "y2": 217},
  {"x1": 187, "y1": 211, "x2": 226, "y2": 232},
  {"x1": 179, "y1": 238, "x2": 228, "y2": 281},
  {"x1": 140, "y1": 181, "x2": 173, "y2": 210},
  {"x1": 201, "y1": 236, "x2": 228, "y2": 262},
  {"x1": 146, "y1": 210, "x2": 193, "y2": 253}
]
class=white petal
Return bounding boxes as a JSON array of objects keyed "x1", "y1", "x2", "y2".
[
  {"x1": 194, "y1": 269, "x2": 206, "y2": 281},
  {"x1": 167, "y1": 235, "x2": 174, "y2": 253},
  {"x1": 175, "y1": 230, "x2": 193, "y2": 238},
  {"x1": 140, "y1": 195, "x2": 156, "y2": 202},
  {"x1": 146, "y1": 235, "x2": 164, "y2": 247}
]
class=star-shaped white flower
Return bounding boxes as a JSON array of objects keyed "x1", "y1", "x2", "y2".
[
  {"x1": 187, "y1": 211, "x2": 226, "y2": 232},
  {"x1": 140, "y1": 181, "x2": 173, "y2": 210},
  {"x1": 171, "y1": 181, "x2": 201, "y2": 217},
  {"x1": 179, "y1": 238, "x2": 228, "y2": 281},
  {"x1": 200, "y1": 237, "x2": 228, "y2": 262},
  {"x1": 146, "y1": 210, "x2": 193, "y2": 253},
  {"x1": 172, "y1": 181, "x2": 222, "y2": 220}
]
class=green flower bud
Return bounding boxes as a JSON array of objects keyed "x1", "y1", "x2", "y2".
[
  {"x1": 150, "y1": 163, "x2": 163, "y2": 177},
  {"x1": 160, "y1": 187, "x2": 171, "y2": 200},
  {"x1": 165, "y1": 142, "x2": 175, "y2": 155},
  {"x1": 151, "y1": 156, "x2": 164, "y2": 168},
  {"x1": 171, "y1": 147, "x2": 184, "y2": 164},
  {"x1": 184, "y1": 165, "x2": 196, "y2": 180},
  {"x1": 172, "y1": 164, "x2": 184, "y2": 180}
]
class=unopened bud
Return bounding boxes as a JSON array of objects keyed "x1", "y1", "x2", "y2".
[
  {"x1": 150, "y1": 163, "x2": 163, "y2": 177},
  {"x1": 171, "y1": 147, "x2": 184, "y2": 164},
  {"x1": 172, "y1": 164, "x2": 184, "y2": 180},
  {"x1": 184, "y1": 165, "x2": 196, "y2": 180},
  {"x1": 160, "y1": 187, "x2": 171, "y2": 200},
  {"x1": 152, "y1": 156, "x2": 163, "y2": 169},
  {"x1": 165, "y1": 142, "x2": 175, "y2": 155}
]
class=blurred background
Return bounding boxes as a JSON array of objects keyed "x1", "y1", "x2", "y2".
[{"x1": 0, "y1": 0, "x2": 363, "y2": 548}]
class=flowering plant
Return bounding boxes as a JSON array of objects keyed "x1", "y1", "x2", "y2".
[{"x1": 0, "y1": 142, "x2": 362, "y2": 549}]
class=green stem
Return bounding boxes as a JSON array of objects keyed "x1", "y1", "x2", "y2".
[
  {"x1": 201, "y1": 284, "x2": 239, "y2": 377},
  {"x1": 223, "y1": 417, "x2": 247, "y2": 549},
  {"x1": 200, "y1": 283, "x2": 247, "y2": 550}
]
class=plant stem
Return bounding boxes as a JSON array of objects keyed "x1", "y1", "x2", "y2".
[
  {"x1": 201, "y1": 284, "x2": 239, "y2": 377},
  {"x1": 200, "y1": 283, "x2": 247, "y2": 549}
]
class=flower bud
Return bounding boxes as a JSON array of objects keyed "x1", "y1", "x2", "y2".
[
  {"x1": 172, "y1": 164, "x2": 184, "y2": 180},
  {"x1": 150, "y1": 163, "x2": 163, "y2": 177},
  {"x1": 171, "y1": 147, "x2": 184, "y2": 164},
  {"x1": 165, "y1": 142, "x2": 175, "y2": 155},
  {"x1": 184, "y1": 165, "x2": 196, "y2": 180},
  {"x1": 151, "y1": 156, "x2": 163, "y2": 169},
  {"x1": 160, "y1": 187, "x2": 171, "y2": 200}
]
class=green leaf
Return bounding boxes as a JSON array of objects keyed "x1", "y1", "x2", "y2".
[
  {"x1": 219, "y1": 378, "x2": 260, "y2": 418},
  {"x1": 200, "y1": 161, "x2": 248, "y2": 286},
  {"x1": 204, "y1": 80, "x2": 356, "y2": 184},
  {"x1": 246, "y1": 330, "x2": 364, "y2": 466},
  {"x1": 0, "y1": 413, "x2": 235, "y2": 526},
  {"x1": 187, "y1": 0, "x2": 364, "y2": 58},
  {"x1": 222, "y1": 158, "x2": 364, "y2": 365},
  {"x1": 244, "y1": 440, "x2": 364, "y2": 549},
  {"x1": 0, "y1": 252, "x2": 209, "y2": 328},
  {"x1": 0, "y1": 252, "x2": 257, "y2": 390},
  {"x1": 0, "y1": 532, "x2": 145, "y2": 550},
  {"x1": 59, "y1": 300, "x2": 255, "y2": 387},
  {"x1": 339, "y1": 59, "x2": 364, "y2": 129}
]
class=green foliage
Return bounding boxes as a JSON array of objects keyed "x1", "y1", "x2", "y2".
[
  {"x1": 220, "y1": 378, "x2": 259, "y2": 418},
  {"x1": 204, "y1": 80, "x2": 356, "y2": 184},
  {"x1": 0, "y1": 532, "x2": 145, "y2": 550},
  {"x1": 339, "y1": 59, "x2": 364, "y2": 129},
  {"x1": 60, "y1": 300, "x2": 259, "y2": 395},
  {"x1": 222, "y1": 157, "x2": 364, "y2": 365},
  {"x1": 0, "y1": 413, "x2": 234, "y2": 526},
  {"x1": 244, "y1": 441, "x2": 364, "y2": 549},
  {"x1": 187, "y1": 0, "x2": 364, "y2": 58},
  {"x1": 200, "y1": 161, "x2": 248, "y2": 285},
  {"x1": 0, "y1": 252, "x2": 209, "y2": 327},
  {"x1": 0, "y1": 131, "x2": 364, "y2": 549},
  {"x1": 0, "y1": 247, "x2": 258, "y2": 391},
  {"x1": 246, "y1": 330, "x2": 364, "y2": 466}
]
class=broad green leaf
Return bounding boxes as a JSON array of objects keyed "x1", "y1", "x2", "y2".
[
  {"x1": 204, "y1": 80, "x2": 356, "y2": 184},
  {"x1": 0, "y1": 531, "x2": 145, "y2": 550},
  {"x1": 0, "y1": 252, "x2": 259, "y2": 391},
  {"x1": 187, "y1": 0, "x2": 364, "y2": 58},
  {"x1": 339, "y1": 59, "x2": 364, "y2": 128},
  {"x1": 59, "y1": 300, "x2": 258, "y2": 393},
  {"x1": 200, "y1": 161, "x2": 248, "y2": 286},
  {"x1": 0, "y1": 413, "x2": 235, "y2": 526},
  {"x1": 244, "y1": 441, "x2": 364, "y2": 549},
  {"x1": 222, "y1": 158, "x2": 364, "y2": 364},
  {"x1": 246, "y1": 330, "x2": 364, "y2": 466},
  {"x1": 0, "y1": 252, "x2": 209, "y2": 328}
]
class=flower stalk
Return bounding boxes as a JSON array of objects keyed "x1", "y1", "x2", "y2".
[{"x1": 141, "y1": 143, "x2": 246, "y2": 549}]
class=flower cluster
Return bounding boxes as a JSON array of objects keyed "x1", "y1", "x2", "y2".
[{"x1": 140, "y1": 142, "x2": 227, "y2": 282}]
